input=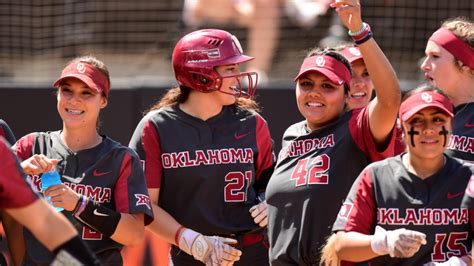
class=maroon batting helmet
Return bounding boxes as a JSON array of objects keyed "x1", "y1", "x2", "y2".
[{"x1": 172, "y1": 29, "x2": 257, "y2": 97}]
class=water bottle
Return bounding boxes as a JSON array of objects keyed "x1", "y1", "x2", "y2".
[{"x1": 41, "y1": 170, "x2": 64, "y2": 212}]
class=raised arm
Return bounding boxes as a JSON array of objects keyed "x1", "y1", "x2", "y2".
[{"x1": 332, "y1": 0, "x2": 401, "y2": 146}]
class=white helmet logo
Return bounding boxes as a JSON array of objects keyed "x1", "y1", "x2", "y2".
[
  {"x1": 315, "y1": 56, "x2": 325, "y2": 67},
  {"x1": 421, "y1": 92, "x2": 432, "y2": 103},
  {"x1": 231, "y1": 35, "x2": 243, "y2": 54},
  {"x1": 348, "y1": 47, "x2": 361, "y2": 56},
  {"x1": 76, "y1": 63, "x2": 86, "y2": 73}
]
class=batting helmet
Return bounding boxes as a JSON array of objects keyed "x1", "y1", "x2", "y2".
[{"x1": 172, "y1": 29, "x2": 257, "y2": 97}]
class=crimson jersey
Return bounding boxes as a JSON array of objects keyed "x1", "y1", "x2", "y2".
[
  {"x1": 129, "y1": 105, "x2": 275, "y2": 263},
  {"x1": 13, "y1": 131, "x2": 154, "y2": 265},
  {"x1": 0, "y1": 138, "x2": 38, "y2": 209},
  {"x1": 446, "y1": 103, "x2": 474, "y2": 162},
  {"x1": 0, "y1": 119, "x2": 16, "y2": 145},
  {"x1": 266, "y1": 104, "x2": 395, "y2": 265},
  {"x1": 333, "y1": 155, "x2": 474, "y2": 265}
]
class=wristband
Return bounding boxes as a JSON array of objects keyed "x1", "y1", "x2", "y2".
[
  {"x1": 175, "y1": 225, "x2": 186, "y2": 246},
  {"x1": 73, "y1": 195, "x2": 88, "y2": 216},
  {"x1": 74, "y1": 199, "x2": 121, "y2": 237},
  {"x1": 72, "y1": 195, "x2": 83, "y2": 214},
  {"x1": 354, "y1": 31, "x2": 373, "y2": 45},
  {"x1": 53, "y1": 236, "x2": 101, "y2": 266},
  {"x1": 348, "y1": 22, "x2": 368, "y2": 36}
]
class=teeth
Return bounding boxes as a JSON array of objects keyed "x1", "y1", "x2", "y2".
[
  {"x1": 66, "y1": 108, "x2": 83, "y2": 114},
  {"x1": 307, "y1": 102, "x2": 323, "y2": 107},
  {"x1": 351, "y1": 92, "x2": 366, "y2": 98}
]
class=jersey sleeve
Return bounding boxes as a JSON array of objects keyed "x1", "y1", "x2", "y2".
[
  {"x1": 0, "y1": 119, "x2": 16, "y2": 146},
  {"x1": 113, "y1": 149, "x2": 154, "y2": 225},
  {"x1": 332, "y1": 167, "x2": 377, "y2": 234},
  {"x1": 129, "y1": 116, "x2": 163, "y2": 189},
  {"x1": 462, "y1": 175, "x2": 474, "y2": 210},
  {"x1": 348, "y1": 103, "x2": 396, "y2": 162},
  {"x1": 12, "y1": 133, "x2": 36, "y2": 161},
  {"x1": 0, "y1": 138, "x2": 38, "y2": 209},
  {"x1": 253, "y1": 114, "x2": 276, "y2": 192}
]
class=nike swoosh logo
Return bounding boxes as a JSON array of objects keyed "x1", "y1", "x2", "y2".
[
  {"x1": 234, "y1": 132, "x2": 251, "y2": 140},
  {"x1": 464, "y1": 123, "x2": 474, "y2": 128},
  {"x1": 93, "y1": 209, "x2": 109, "y2": 217},
  {"x1": 447, "y1": 191, "x2": 464, "y2": 199},
  {"x1": 93, "y1": 169, "x2": 112, "y2": 177}
]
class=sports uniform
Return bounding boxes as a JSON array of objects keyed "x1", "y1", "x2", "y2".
[
  {"x1": 446, "y1": 103, "x2": 474, "y2": 162},
  {"x1": 129, "y1": 104, "x2": 275, "y2": 265},
  {"x1": 13, "y1": 131, "x2": 154, "y2": 265},
  {"x1": 265, "y1": 103, "x2": 395, "y2": 265},
  {"x1": 0, "y1": 119, "x2": 16, "y2": 145},
  {"x1": 333, "y1": 155, "x2": 474, "y2": 265},
  {"x1": 0, "y1": 138, "x2": 38, "y2": 209}
]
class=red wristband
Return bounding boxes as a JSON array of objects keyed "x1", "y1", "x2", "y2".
[{"x1": 174, "y1": 226, "x2": 186, "y2": 246}]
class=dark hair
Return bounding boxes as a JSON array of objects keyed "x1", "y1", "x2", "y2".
[
  {"x1": 147, "y1": 85, "x2": 260, "y2": 113},
  {"x1": 305, "y1": 47, "x2": 352, "y2": 94},
  {"x1": 402, "y1": 83, "x2": 449, "y2": 102}
]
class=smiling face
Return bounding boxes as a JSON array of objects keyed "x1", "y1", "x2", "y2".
[
  {"x1": 402, "y1": 106, "x2": 452, "y2": 160},
  {"x1": 346, "y1": 60, "x2": 374, "y2": 110},
  {"x1": 420, "y1": 41, "x2": 461, "y2": 98},
  {"x1": 213, "y1": 63, "x2": 242, "y2": 105},
  {"x1": 57, "y1": 77, "x2": 107, "y2": 129},
  {"x1": 296, "y1": 72, "x2": 346, "y2": 131}
]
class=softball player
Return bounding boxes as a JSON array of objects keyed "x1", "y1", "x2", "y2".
[
  {"x1": 420, "y1": 17, "x2": 474, "y2": 162},
  {"x1": 265, "y1": 0, "x2": 401, "y2": 264},
  {"x1": 0, "y1": 138, "x2": 100, "y2": 265},
  {"x1": 337, "y1": 44, "x2": 405, "y2": 155},
  {"x1": 7, "y1": 56, "x2": 154, "y2": 265},
  {"x1": 129, "y1": 29, "x2": 275, "y2": 265},
  {"x1": 331, "y1": 86, "x2": 473, "y2": 265}
]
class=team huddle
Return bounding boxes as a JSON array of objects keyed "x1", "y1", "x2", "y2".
[{"x1": 0, "y1": 0, "x2": 473, "y2": 265}]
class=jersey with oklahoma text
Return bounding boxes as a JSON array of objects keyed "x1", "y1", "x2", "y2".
[
  {"x1": 0, "y1": 138, "x2": 38, "y2": 209},
  {"x1": 333, "y1": 155, "x2": 474, "y2": 265},
  {"x1": 447, "y1": 103, "x2": 474, "y2": 162},
  {"x1": 129, "y1": 105, "x2": 274, "y2": 236},
  {"x1": 13, "y1": 131, "x2": 154, "y2": 265},
  {"x1": 266, "y1": 104, "x2": 395, "y2": 265}
]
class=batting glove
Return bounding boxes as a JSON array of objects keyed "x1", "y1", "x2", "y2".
[
  {"x1": 249, "y1": 201, "x2": 268, "y2": 227},
  {"x1": 423, "y1": 256, "x2": 469, "y2": 266},
  {"x1": 371, "y1": 225, "x2": 427, "y2": 258},
  {"x1": 178, "y1": 228, "x2": 242, "y2": 265}
]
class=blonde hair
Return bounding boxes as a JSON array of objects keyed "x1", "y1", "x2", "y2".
[
  {"x1": 320, "y1": 234, "x2": 340, "y2": 266},
  {"x1": 442, "y1": 17, "x2": 474, "y2": 48}
]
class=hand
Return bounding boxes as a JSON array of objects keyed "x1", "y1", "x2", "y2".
[
  {"x1": 424, "y1": 256, "x2": 469, "y2": 266},
  {"x1": 371, "y1": 225, "x2": 427, "y2": 258},
  {"x1": 178, "y1": 228, "x2": 242, "y2": 265},
  {"x1": 20, "y1": 154, "x2": 58, "y2": 175},
  {"x1": 330, "y1": 0, "x2": 363, "y2": 32},
  {"x1": 249, "y1": 201, "x2": 268, "y2": 227},
  {"x1": 44, "y1": 184, "x2": 81, "y2": 211}
]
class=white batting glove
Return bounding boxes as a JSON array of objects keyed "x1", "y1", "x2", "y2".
[
  {"x1": 371, "y1": 225, "x2": 427, "y2": 258},
  {"x1": 178, "y1": 228, "x2": 242, "y2": 265},
  {"x1": 249, "y1": 201, "x2": 268, "y2": 227},
  {"x1": 423, "y1": 256, "x2": 469, "y2": 266}
]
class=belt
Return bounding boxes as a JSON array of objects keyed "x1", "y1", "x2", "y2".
[{"x1": 230, "y1": 228, "x2": 267, "y2": 248}]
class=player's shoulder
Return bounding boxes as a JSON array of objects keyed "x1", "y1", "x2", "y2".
[
  {"x1": 283, "y1": 120, "x2": 307, "y2": 138},
  {"x1": 102, "y1": 136, "x2": 141, "y2": 159},
  {"x1": 366, "y1": 155, "x2": 402, "y2": 176}
]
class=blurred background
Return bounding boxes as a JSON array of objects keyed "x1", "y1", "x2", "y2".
[
  {"x1": 0, "y1": 1, "x2": 472, "y2": 265},
  {"x1": 1, "y1": 0, "x2": 472, "y2": 89}
]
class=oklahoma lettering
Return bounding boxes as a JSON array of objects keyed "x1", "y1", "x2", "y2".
[
  {"x1": 378, "y1": 208, "x2": 469, "y2": 225},
  {"x1": 161, "y1": 148, "x2": 254, "y2": 168}
]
